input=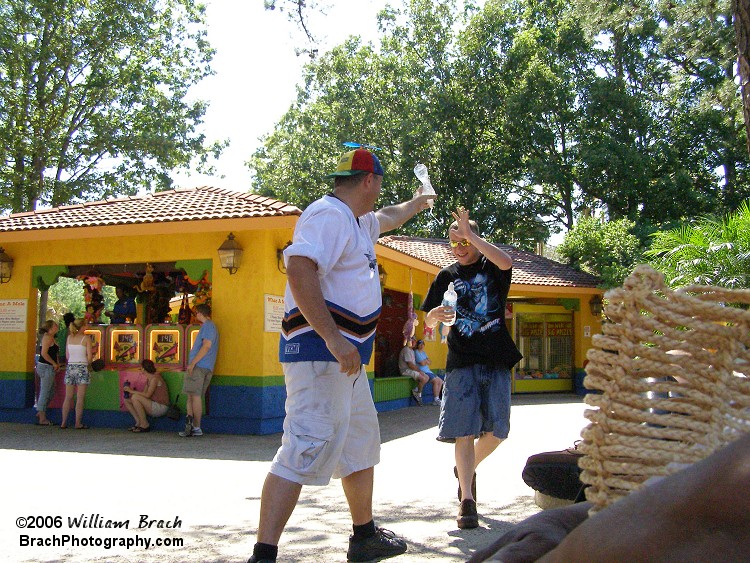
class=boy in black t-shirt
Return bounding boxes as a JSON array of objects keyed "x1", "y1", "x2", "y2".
[{"x1": 422, "y1": 207, "x2": 522, "y2": 530}]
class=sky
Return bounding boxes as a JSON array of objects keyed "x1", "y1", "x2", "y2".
[{"x1": 172, "y1": 0, "x2": 390, "y2": 191}]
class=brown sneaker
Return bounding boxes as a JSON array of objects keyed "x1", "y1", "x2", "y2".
[{"x1": 457, "y1": 499, "x2": 478, "y2": 529}]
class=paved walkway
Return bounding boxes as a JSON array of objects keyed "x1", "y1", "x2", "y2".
[{"x1": 0, "y1": 394, "x2": 589, "y2": 562}]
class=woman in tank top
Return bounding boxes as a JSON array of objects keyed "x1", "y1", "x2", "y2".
[
  {"x1": 61, "y1": 318, "x2": 93, "y2": 429},
  {"x1": 36, "y1": 320, "x2": 60, "y2": 425},
  {"x1": 123, "y1": 359, "x2": 170, "y2": 432}
]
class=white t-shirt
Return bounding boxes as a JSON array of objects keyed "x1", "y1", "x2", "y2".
[
  {"x1": 398, "y1": 346, "x2": 417, "y2": 374},
  {"x1": 279, "y1": 194, "x2": 381, "y2": 363}
]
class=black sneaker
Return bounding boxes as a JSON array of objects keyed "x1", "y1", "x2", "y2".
[
  {"x1": 453, "y1": 466, "x2": 477, "y2": 501},
  {"x1": 347, "y1": 527, "x2": 407, "y2": 562},
  {"x1": 521, "y1": 442, "x2": 584, "y2": 500},
  {"x1": 457, "y1": 499, "x2": 478, "y2": 529}
]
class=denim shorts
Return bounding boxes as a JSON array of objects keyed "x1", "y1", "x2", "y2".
[{"x1": 437, "y1": 364, "x2": 511, "y2": 442}]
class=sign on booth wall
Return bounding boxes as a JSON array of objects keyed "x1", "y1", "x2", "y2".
[
  {"x1": 0, "y1": 299, "x2": 27, "y2": 332},
  {"x1": 264, "y1": 294, "x2": 285, "y2": 333}
]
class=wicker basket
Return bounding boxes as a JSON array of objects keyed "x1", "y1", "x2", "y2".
[{"x1": 579, "y1": 265, "x2": 750, "y2": 512}]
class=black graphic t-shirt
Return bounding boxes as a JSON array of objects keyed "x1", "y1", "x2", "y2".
[{"x1": 422, "y1": 256, "x2": 522, "y2": 371}]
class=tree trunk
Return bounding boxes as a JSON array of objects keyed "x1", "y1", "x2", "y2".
[
  {"x1": 38, "y1": 290, "x2": 49, "y2": 332},
  {"x1": 734, "y1": 0, "x2": 750, "y2": 156}
]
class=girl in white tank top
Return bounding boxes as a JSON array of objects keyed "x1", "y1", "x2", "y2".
[{"x1": 61, "y1": 318, "x2": 93, "y2": 429}]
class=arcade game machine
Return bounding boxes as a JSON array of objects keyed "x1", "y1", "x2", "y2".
[
  {"x1": 106, "y1": 324, "x2": 143, "y2": 410},
  {"x1": 146, "y1": 324, "x2": 185, "y2": 369},
  {"x1": 84, "y1": 325, "x2": 105, "y2": 363}
]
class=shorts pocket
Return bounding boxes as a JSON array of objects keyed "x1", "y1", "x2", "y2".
[{"x1": 287, "y1": 415, "x2": 335, "y2": 475}]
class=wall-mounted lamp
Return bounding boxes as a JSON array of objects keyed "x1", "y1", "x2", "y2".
[
  {"x1": 277, "y1": 241, "x2": 292, "y2": 274},
  {"x1": 589, "y1": 294, "x2": 603, "y2": 316},
  {"x1": 0, "y1": 247, "x2": 13, "y2": 283},
  {"x1": 378, "y1": 264, "x2": 388, "y2": 290},
  {"x1": 217, "y1": 233, "x2": 243, "y2": 275}
]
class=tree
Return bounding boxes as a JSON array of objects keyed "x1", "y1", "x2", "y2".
[
  {"x1": 43, "y1": 277, "x2": 116, "y2": 322},
  {"x1": 249, "y1": 0, "x2": 750, "y2": 244},
  {"x1": 574, "y1": 0, "x2": 750, "y2": 219},
  {"x1": 251, "y1": 0, "x2": 471, "y2": 237},
  {"x1": 0, "y1": 0, "x2": 222, "y2": 215},
  {"x1": 735, "y1": 0, "x2": 750, "y2": 155},
  {"x1": 263, "y1": 0, "x2": 324, "y2": 55},
  {"x1": 557, "y1": 217, "x2": 645, "y2": 288},
  {"x1": 645, "y1": 200, "x2": 750, "y2": 288}
]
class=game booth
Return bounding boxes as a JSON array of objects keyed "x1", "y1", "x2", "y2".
[{"x1": 36, "y1": 261, "x2": 213, "y2": 428}]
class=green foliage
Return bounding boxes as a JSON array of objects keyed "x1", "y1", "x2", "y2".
[
  {"x1": 46, "y1": 278, "x2": 116, "y2": 321},
  {"x1": 557, "y1": 217, "x2": 645, "y2": 288},
  {"x1": 0, "y1": 0, "x2": 223, "y2": 215},
  {"x1": 248, "y1": 0, "x2": 750, "y2": 245},
  {"x1": 645, "y1": 200, "x2": 750, "y2": 288}
]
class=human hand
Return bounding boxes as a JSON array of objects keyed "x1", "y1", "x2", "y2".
[
  {"x1": 414, "y1": 186, "x2": 436, "y2": 211},
  {"x1": 450, "y1": 206, "x2": 472, "y2": 239},
  {"x1": 468, "y1": 502, "x2": 590, "y2": 563},
  {"x1": 429, "y1": 305, "x2": 456, "y2": 325},
  {"x1": 326, "y1": 335, "x2": 362, "y2": 376}
]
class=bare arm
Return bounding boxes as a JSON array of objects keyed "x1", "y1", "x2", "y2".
[
  {"x1": 286, "y1": 255, "x2": 361, "y2": 376},
  {"x1": 375, "y1": 189, "x2": 433, "y2": 234},
  {"x1": 85, "y1": 336, "x2": 93, "y2": 364},
  {"x1": 468, "y1": 502, "x2": 591, "y2": 563},
  {"x1": 132, "y1": 377, "x2": 157, "y2": 399},
  {"x1": 541, "y1": 433, "x2": 750, "y2": 562},
  {"x1": 453, "y1": 206, "x2": 512, "y2": 270}
]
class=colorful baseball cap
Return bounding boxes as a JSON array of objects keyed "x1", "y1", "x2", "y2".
[{"x1": 325, "y1": 148, "x2": 384, "y2": 178}]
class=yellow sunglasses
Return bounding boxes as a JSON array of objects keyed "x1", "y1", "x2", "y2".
[{"x1": 449, "y1": 239, "x2": 472, "y2": 248}]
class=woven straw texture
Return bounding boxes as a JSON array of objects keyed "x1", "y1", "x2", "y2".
[{"x1": 579, "y1": 265, "x2": 750, "y2": 513}]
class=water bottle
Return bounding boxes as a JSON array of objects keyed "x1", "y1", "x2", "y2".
[
  {"x1": 413, "y1": 163, "x2": 436, "y2": 208},
  {"x1": 442, "y1": 282, "x2": 457, "y2": 326}
]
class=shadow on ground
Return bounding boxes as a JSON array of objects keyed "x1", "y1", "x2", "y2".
[{"x1": 0, "y1": 393, "x2": 583, "y2": 463}]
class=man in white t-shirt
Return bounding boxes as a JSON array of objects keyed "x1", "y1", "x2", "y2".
[{"x1": 248, "y1": 148, "x2": 434, "y2": 563}]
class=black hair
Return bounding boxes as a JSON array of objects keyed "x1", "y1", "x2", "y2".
[{"x1": 62, "y1": 312, "x2": 75, "y2": 328}]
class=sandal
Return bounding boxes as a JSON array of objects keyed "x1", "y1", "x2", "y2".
[
  {"x1": 35, "y1": 420, "x2": 54, "y2": 426},
  {"x1": 75, "y1": 424, "x2": 90, "y2": 430},
  {"x1": 128, "y1": 426, "x2": 139, "y2": 432},
  {"x1": 132, "y1": 426, "x2": 150, "y2": 433},
  {"x1": 59, "y1": 425, "x2": 68, "y2": 430}
]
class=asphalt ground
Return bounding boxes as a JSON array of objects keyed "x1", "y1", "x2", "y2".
[{"x1": 0, "y1": 393, "x2": 589, "y2": 562}]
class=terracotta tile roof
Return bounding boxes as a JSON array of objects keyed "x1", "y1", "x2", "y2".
[
  {"x1": 378, "y1": 235, "x2": 601, "y2": 288},
  {"x1": 0, "y1": 187, "x2": 301, "y2": 232}
]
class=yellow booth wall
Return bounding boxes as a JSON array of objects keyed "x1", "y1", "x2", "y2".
[{"x1": 0, "y1": 221, "x2": 296, "y2": 379}]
